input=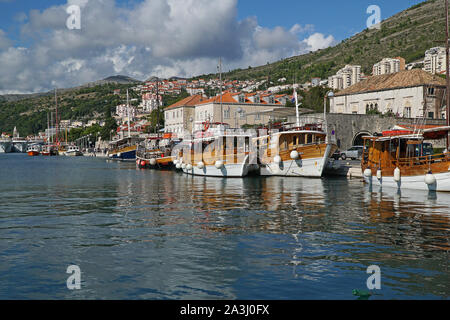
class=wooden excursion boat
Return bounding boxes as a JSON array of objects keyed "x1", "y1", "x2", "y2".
[
  {"x1": 136, "y1": 133, "x2": 179, "y2": 169},
  {"x1": 255, "y1": 122, "x2": 338, "y2": 177},
  {"x1": 108, "y1": 136, "x2": 144, "y2": 161},
  {"x1": 361, "y1": 126, "x2": 450, "y2": 192},
  {"x1": 176, "y1": 122, "x2": 258, "y2": 177}
]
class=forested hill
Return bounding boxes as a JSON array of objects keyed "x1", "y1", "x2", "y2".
[{"x1": 198, "y1": 0, "x2": 445, "y2": 83}]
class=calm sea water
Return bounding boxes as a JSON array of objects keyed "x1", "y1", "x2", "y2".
[{"x1": 0, "y1": 153, "x2": 449, "y2": 300}]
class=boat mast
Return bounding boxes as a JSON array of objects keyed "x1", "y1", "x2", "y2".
[
  {"x1": 294, "y1": 75, "x2": 300, "y2": 127},
  {"x1": 47, "y1": 112, "x2": 50, "y2": 147},
  {"x1": 219, "y1": 57, "x2": 223, "y2": 125},
  {"x1": 55, "y1": 89, "x2": 59, "y2": 146},
  {"x1": 127, "y1": 89, "x2": 131, "y2": 138},
  {"x1": 446, "y1": 0, "x2": 450, "y2": 150}
]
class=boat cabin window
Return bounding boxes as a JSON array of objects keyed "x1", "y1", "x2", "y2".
[
  {"x1": 306, "y1": 134, "x2": 313, "y2": 144},
  {"x1": 293, "y1": 136, "x2": 298, "y2": 146}
]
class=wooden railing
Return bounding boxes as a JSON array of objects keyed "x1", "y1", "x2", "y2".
[{"x1": 362, "y1": 152, "x2": 450, "y2": 168}]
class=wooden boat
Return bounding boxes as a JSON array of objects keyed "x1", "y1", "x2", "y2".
[
  {"x1": 177, "y1": 122, "x2": 258, "y2": 177},
  {"x1": 361, "y1": 126, "x2": 450, "y2": 192},
  {"x1": 108, "y1": 136, "x2": 144, "y2": 161},
  {"x1": 27, "y1": 144, "x2": 41, "y2": 156},
  {"x1": 136, "y1": 134, "x2": 179, "y2": 169},
  {"x1": 255, "y1": 123, "x2": 338, "y2": 177}
]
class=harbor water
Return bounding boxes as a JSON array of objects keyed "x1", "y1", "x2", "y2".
[{"x1": 0, "y1": 154, "x2": 449, "y2": 299}]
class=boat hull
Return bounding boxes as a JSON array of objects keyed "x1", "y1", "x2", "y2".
[
  {"x1": 27, "y1": 151, "x2": 40, "y2": 156},
  {"x1": 12, "y1": 141, "x2": 28, "y2": 153},
  {"x1": 109, "y1": 148, "x2": 136, "y2": 161},
  {"x1": 64, "y1": 151, "x2": 83, "y2": 157},
  {"x1": 364, "y1": 170, "x2": 450, "y2": 192},
  {"x1": 260, "y1": 143, "x2": 337, "y2": 177},
  {"x1": 182, "y1": 156, "x2": 258, "y2": 177},
  {"x1": 0, "y1": 142, "x2": 12, "y2": 153}
]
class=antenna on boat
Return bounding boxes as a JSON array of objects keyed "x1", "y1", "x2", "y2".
[{"x1": 127, "y1": 89, "x2": 131, "y2": 138}]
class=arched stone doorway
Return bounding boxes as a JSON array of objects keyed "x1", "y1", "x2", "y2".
[{"x1": 352, "y1": 131, "x2": 371, "y2": 146}]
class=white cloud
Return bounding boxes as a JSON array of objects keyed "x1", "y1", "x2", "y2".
[
  {"x1": 0, "y1": 30, "x2": 12, "y2": 50},
  {"x1": 0, "y1": 0, "x2": 336, "y2": 94},
  {"x1": 303, "y1": 33, "x2": 337, "y2": 52}
]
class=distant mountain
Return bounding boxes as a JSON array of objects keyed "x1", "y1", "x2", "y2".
[{"x1": 85, "y1": 75, "x2": 142, "y2": 86}]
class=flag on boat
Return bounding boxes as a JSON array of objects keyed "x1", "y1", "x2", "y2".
[{"x1": 292, "y1": 90, "x2": 298, "y2": 105}]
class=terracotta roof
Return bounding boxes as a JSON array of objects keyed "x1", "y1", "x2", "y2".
[
  {"x1": 165, "y1": 94, "x2": 205, "y2": 110},
  {"x1": 335, "y1": 69, "x2": 446, "y2": 96},
  {"x1": 197, "y1": 92, "x2": 239, "y2": 105}
]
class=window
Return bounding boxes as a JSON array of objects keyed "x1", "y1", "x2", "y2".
[
  {"x1": 255, "y1": 113, "x2": 261, "y2": 120},
  {"x1": 427, "y1": 87, "x2": 435, "y2": 96},
  {"x1": 293, "y1": 136, "x2": 298, "y2": 146},
  {"x1": 404, "y1": 107, "x2": 411, "y2": 118},
  {"x1": 224, "y1": 108, "x2": 231, "y2": 119},
  {"x1": 428, "y1": 111, "x2": 434, "y2": 119},
  {"x1": 240, "y1": 110, "x2": 246, "y2": 119}
]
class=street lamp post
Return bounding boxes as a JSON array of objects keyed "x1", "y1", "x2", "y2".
[
  {"x1": 324, "y1": 91, "x2": 335, "y2": 140},
  {"x1": 235, "y1": 107, "x2": 243, "y2": 129}
]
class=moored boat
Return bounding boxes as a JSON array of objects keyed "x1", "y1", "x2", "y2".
[
  {"x1": 178, "y1": 122, "x2": 258, "y2": 177},
  {"x1": 361, "y1": 126, "x2": 450, "y2": 192},
  {"x1": 108, "y1": 136, "x2": 144, "y2": 161},
  {"x1": 27, "y1": 143, "x2": 41, "y2": 156},
  {"x1": 64, "y1": 145, "x2": 83, "y2": 156},
  {"x1": 136, "y1": 133, "x2": 179, "y2": 169},
  {"x1": 255, "y1": 122, "x2": 338, "y2": 177},
  {"x1": 41, "y1": 144, "x2": 59, "y2": 156}
]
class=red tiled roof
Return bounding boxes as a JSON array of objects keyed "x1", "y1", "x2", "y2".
[
  {"x1": 165, "y1": 94, "x2": 205, "y2": 110},
  {"x1": 336, "y1": 69, "x2": 446, "y2": 96}
]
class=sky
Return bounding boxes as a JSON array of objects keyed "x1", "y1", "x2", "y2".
[{"x1": 0, "y1": 0, "x2": 425, "y2": 94}]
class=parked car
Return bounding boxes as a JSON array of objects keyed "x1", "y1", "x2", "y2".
[
  {"x1": 340, "y1": 146, "x2": 364, "y2": 160},
  {"x1": 331, "y1": 150, "x2": 341, "y2": 160}
]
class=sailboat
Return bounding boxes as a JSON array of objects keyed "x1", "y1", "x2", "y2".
[{"x1": 108, "y1": 89, "x2": 144, "y2": 161}]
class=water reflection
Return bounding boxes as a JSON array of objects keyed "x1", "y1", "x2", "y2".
[{"x1": 0, "y1": 155, "x2": 449, "y2": 299}]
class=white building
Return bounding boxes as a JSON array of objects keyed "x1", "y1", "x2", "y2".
[
  {"x1": 140, "y1": 93, "x2": 162, "y2": 113},
  {"x1": 330, "y1": 69, "x2": 446, "y2": 119},
  {"x1": 328, "y1": 65, "x2": 361, "y2": 90},
  {"x1": 194, "y1": 92, "x2": 284, "y2": 130},
  {"x1": 164, "y1": 95, "x2": 205, "y2": 137},
  {"x1": 116, "y1": 104, "x2": 137, "y2": 120},
  {"x1": 373, "y1": 58, "x2": 401, "y2": 76},
  {"x1": 423, "y1": 47, "x2": 447, "y2": 75}
]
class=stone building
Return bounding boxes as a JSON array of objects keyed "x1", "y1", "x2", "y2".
[{"x1": 330, "y1": 69, "x2": 447, "y2": 120}]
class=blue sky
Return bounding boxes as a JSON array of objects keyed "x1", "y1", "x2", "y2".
[
  {"x1": 0, "y1": 0, "x2": 427, "y2": 93},
  {"x1": 1, "y1": 0, "x2": 425, "y2": 45}
]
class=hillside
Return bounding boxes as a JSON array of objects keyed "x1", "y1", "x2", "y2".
[
  {"x1": 198, "y1": 0, "x2": 445, "y2": 83},
  {"x1": 1, "y1": 0, "x2": 447, "y2": 136},
  {"x1": 0, "y1": 83, "x2": 141, "y2": 136}
]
